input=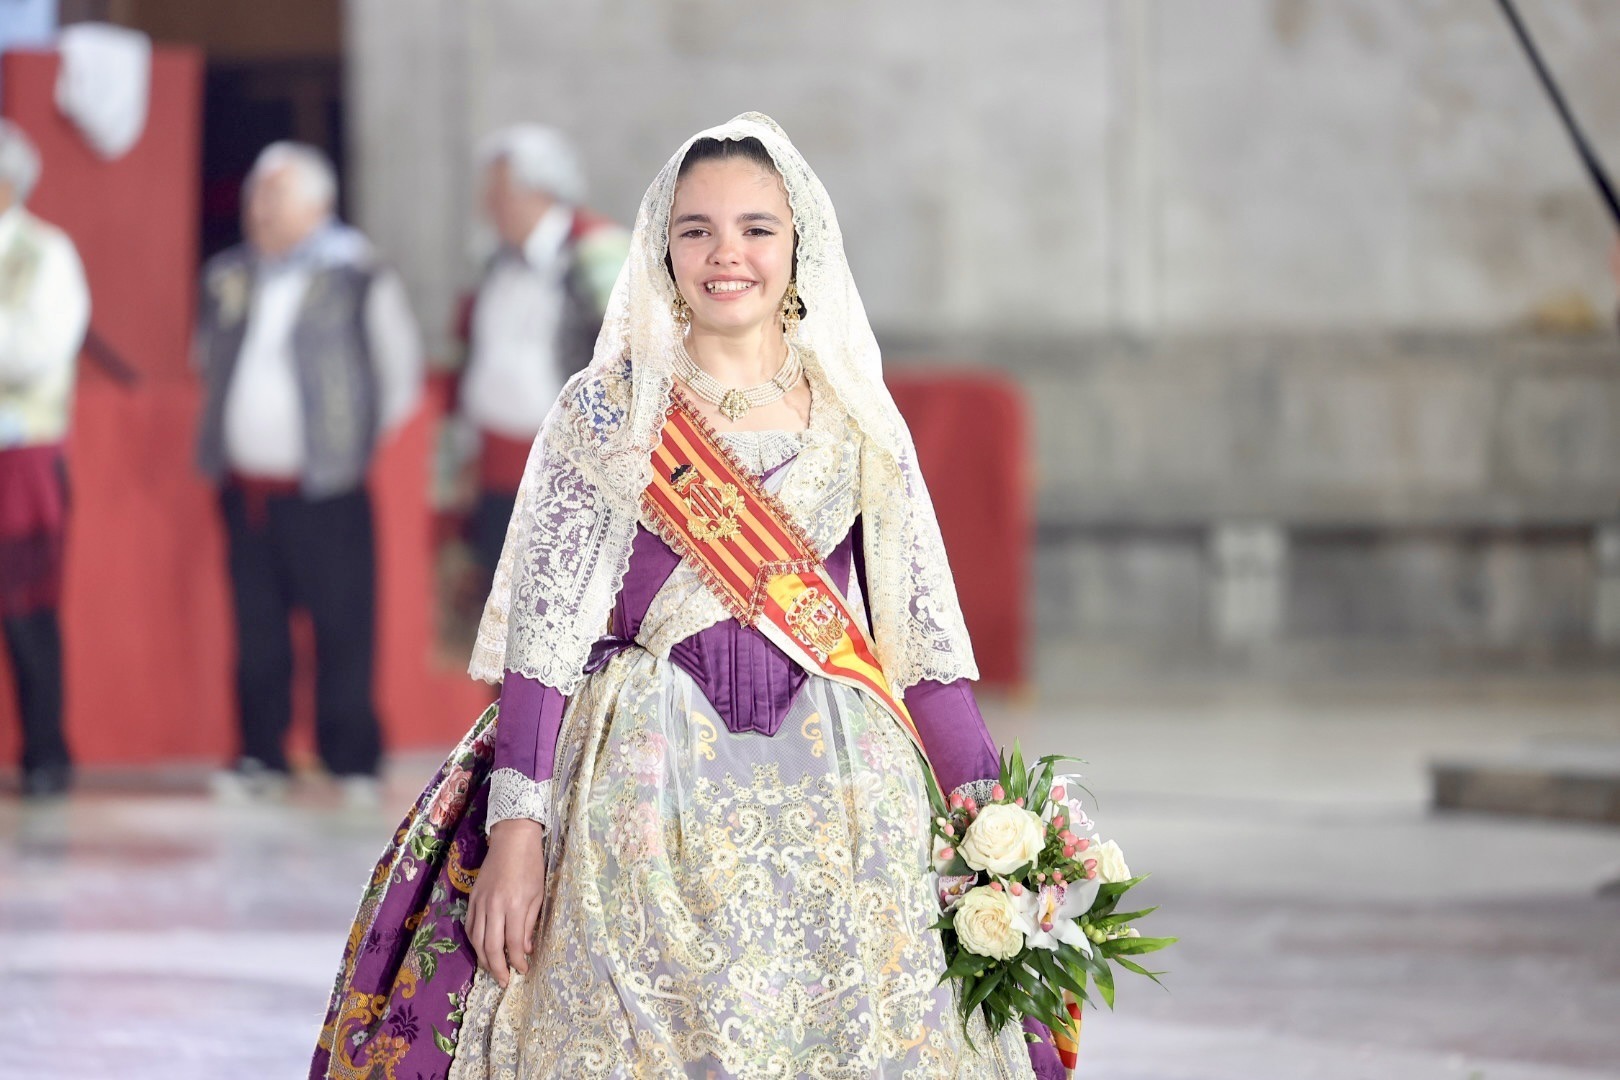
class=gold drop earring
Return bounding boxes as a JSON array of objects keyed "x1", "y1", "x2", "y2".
[
  {"x1": 780, "y1": 281, "x2": 801, "y2": 336},
  {"x1": 671, "y1": 291, "x2": 692, "y2": 330}
]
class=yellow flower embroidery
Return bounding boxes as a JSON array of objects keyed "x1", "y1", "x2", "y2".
[{"x1": 800, "y1": 710, "x2": 826, "y2": 757}]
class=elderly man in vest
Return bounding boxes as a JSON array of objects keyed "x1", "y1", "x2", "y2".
[
  {"x1": 195, "y1": 142, "x2": 422, "y2": 805},
  {"x1": 0, "y1": 121, "x2": 89, "y2": 799},
  {"x1": 459, "y1": 124, "x2": 628, "y2": 589}
]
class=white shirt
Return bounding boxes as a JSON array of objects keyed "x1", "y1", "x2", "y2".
[
  {"x1": 221, "y1": 228, "x2": 423, "y2": 478},
  {"x1": 460, "y1": 205, "x2": 573, "y2": 438},
  {"x1": 0, "y1": 207, "x2": 91, "y2": 449}
]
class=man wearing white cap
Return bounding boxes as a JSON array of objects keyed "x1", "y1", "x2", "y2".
[{"x1": 459, "y1": 125, "x2": 628, "y2": 586}]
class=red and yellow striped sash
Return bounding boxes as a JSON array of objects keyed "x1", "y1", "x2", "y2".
[{"x1": 641, "y1": 393, "x2": 932, "y2": 777}]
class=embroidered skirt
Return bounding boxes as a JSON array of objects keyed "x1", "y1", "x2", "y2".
[{"x1": 312, "y1": 647, "x2": 1032, "y2": 1079}]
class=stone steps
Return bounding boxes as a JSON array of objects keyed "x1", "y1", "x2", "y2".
[{"x1": 1431, "y1": 740, "x2": 1620, "y2": 825}]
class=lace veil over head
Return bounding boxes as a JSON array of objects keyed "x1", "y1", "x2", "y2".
[{"x1": 471, "y1": 112, "x2": 977, "y2": 695}]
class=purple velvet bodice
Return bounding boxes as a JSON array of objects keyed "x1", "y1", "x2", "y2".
[
  {"x1": 494, "y1": 460, "x2": 998, "y2": 796},
  {"x1": 584, "y1": 522, "x2": 856, "y2": 738}
]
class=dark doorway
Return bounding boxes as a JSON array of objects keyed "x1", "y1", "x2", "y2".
[
  {"x1": 199, "y1": 58, "x2": 344, "y2": 258},
  {"x1": 60, "y1": 0, "x2": 345, "y2": 261}
]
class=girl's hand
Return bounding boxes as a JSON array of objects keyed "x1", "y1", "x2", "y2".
[{"x1": 464, "y1": 818, "x2": 547, "y2": 988}]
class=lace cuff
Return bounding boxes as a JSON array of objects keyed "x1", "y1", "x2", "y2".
[
  {"x1": 486, "y1": 768, "x2": 555, "y2": 833},
  {"x1": 952, "y1": 778, "x2": 997, "y2": 806}
]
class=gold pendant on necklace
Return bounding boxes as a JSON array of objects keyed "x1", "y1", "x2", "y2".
[{"x1": 718, "y1": 389, "x2": 751, "y2": 422}]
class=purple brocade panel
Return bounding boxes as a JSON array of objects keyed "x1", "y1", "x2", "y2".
[
  {"x1": 1023, "y1": 1017, "x2": 1067, "y2": 1079},
  {"x1": 310, "y1": 707, "x2": 498, "y2": 1080}
]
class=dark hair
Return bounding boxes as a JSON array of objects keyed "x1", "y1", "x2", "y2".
[
  {"x1": 676, "y1": 135, "x2": 778, "y2": 180},
  {"x1": 667, "y1": 136, "x2": 805, "y2": 322}
]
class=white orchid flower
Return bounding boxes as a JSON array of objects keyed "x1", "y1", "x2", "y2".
[
  {"x1": 1011, "y1": 878, "x2": 1101, "y2": 953},
  {"x1": 937, "y1": 873, "x2": 978, "y2": 913}
]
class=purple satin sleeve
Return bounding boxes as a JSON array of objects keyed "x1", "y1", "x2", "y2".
[
  {"x1": 904, "y1": 677, "x2": 998, "y2": 795},
  {"x1": 494, "y1": 672, "x2": 568, "y2": 782}
]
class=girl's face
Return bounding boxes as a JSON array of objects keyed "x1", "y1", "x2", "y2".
[{"x1": 667, "y1": 157, "x2": 794, "y2": 337}]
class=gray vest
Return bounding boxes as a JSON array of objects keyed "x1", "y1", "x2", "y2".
[
  {"x1": 195, "y1": 246, "x2": 380, "y2": 498},
  {"x1": 469, "y1": 233, "x2": 603, "y2": 390},
  {"x1": 557, "y1": 248, "x2": 604, "y2": 380}
]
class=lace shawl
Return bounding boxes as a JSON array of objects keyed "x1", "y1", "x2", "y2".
[{"x1": 470, "y1": 112, "x2": 976, "y2": 696}]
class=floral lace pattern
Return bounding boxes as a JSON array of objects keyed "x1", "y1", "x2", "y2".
[
  {"x1": 448, "y1": 651, "x2": 1033, "y2": 1079},
  {"x1": 954, "y1": 778, "x2": 999, "y2": 806},
  {"x1": 484, "y1": 769, "x2": 555, "y2": 833},
  {"x1": 470, "y1": 113, "x2": 977, "y2": 696},
  {"x1": 716, "y1": 428, "x2": 807, "y2": 477}
]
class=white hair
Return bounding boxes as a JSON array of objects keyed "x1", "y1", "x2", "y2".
[
  {"x1": 0, "y1": 121, "x2": 41, "y2": 204},
  {"x1": 246, "y1": 141, "x2": 338, "y2": 209},
  {"x1": 478, "y1": 124, "x2": 586, "y2": 205}
]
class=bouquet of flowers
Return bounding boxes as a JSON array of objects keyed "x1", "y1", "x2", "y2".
[{"x1": 928, "y1": 745, "x2": 1174, "y2": 1066}]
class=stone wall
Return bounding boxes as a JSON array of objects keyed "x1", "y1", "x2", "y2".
[
  {"x1": 348, "y1": 0, "x2": 1620, "y2": 351},
  {"x1": 974, "y1": 332, "x2": 1620, "y2": 651},
  {"x1": 346, "y1": 0, "x2": 1620, "y2": 660}
]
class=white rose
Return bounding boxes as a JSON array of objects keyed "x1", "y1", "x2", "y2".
[
  {"x1": 959, "y1": 803, "x2": 1046, "y2": 876},
  {"x1": 1087, "y1": 836, "x2": 1131, "y2": 883},
  {"x1": 954, "y1": 886, "x2": 1024, "y2": 960}
]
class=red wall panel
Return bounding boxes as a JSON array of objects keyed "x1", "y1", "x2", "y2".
[
  {"x1": 0, "y1": 48, "x2": 487, "y2": 772},
  {"x1": 889, "y1": 370, "x2": 1032, "y2": 691}
]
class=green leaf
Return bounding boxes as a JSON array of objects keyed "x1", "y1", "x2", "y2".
[
  {"x1": 1093, "y1": 959, "x2": 1115, "y2": 1009},
  {"x1": 963, "y1": 965, "x2": 1006, "y2": 1016},
  {"x1": 958, "y1": 970, "x2": 977, "y2": 1011},
  {"x1": 432, "y1": 1028, "x2": 457, "y2": 1055},
  {"x1": 1008, "y1": 743, "x2": 1027, "y2": 799},
  {"x1": 1073, "y1": 947, "x2": 1110, "y2": 981},
  {"x1": 1004, "y1": 956, "x2": 1062, "y2": 1022},
  {"x1": 924, "y1": 761, "x2": 949, "y2": 819},
  {"x1": 943, "y1": 946, "x2": 988, "y2": 980},
  {"x1": 1094, "y1": 906, "x2": 1158, "y2": 928},
  {"x1": 1105, "y1": 935, "x2": 1177, "y2": 955},
  {"x1": 1113, "y1": 956, "x2": 1169, "y2": 988},
  {"x1": 427, "y1": 936, "x2": 461, "y2": 954},
  {"x1": 1088, "y1": 876, "x2": 1149, "y2": 920},
  {"x1": 1029, "y1": 758, "x2": 1057, "y2": 812},
  {"x1": 1036, "y1": 949, "x2": 1089, "y2": 1002}
]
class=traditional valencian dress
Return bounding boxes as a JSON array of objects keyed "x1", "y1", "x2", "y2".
[{"x1": 311, "y1": 114, "x2": 1050, "y2": 1080}]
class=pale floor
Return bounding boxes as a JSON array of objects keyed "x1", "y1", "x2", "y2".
[{"x1": 3, "y1": 668, "x2": 1619, "y2": 1080}]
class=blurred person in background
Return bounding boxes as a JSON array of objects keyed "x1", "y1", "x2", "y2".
[
  {"x1": 0, "y1": 120, "x2": 90, "y2": 799},
  {"x1": 459, "y1": 124, "x2": 628, "y2": 595},
  {"x1": 194, "y1": 142, "x2": 423, "y2": 807}
]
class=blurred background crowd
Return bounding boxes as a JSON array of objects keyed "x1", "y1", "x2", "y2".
[{"x1": 0, "y1": 2, "x2": 1617, "y2": 1078}]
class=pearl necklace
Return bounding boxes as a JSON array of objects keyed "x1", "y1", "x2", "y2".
[{"x1": 673, "y1": 339, "x2": 804, "y2": 422}]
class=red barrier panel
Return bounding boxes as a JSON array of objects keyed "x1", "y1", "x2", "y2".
[
  {"x1": 888, "y1": 370, "x2": 1031, "y2": 691},
  {"x1": 0, "y1": 48, "x2": 486, "y2": 770}
]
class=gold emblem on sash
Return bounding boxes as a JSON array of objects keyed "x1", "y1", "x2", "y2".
[
  {"x1": 672, "y1": 464, "x2": 743, "y2": 542},
  {"x1": 785, "y1": 587, "x2": 847, "y2": 662}
]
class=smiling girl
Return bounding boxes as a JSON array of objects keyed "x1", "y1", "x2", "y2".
[{"x1": 312, "y1": 114, "x2": 1050, "y2": 1080}]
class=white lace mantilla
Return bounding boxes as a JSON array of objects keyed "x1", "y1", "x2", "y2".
[
  {"x1": 470, "y1": 112, "x2": 977, "y2": 698},
  {"x1": 485, "y1": 769, "x2": 555, "y2": 833}
]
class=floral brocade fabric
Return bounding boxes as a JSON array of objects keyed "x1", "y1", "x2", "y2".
[
  {"x1": 311, "y1": 708, "x2": 498, "y2": 1080},
  {"x1": 311, "y1": 670, "x2": 1033, "y2": 1079},
  {"x1": 442, "y1": 649, "x2": 1031, "y2": 1079}
]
